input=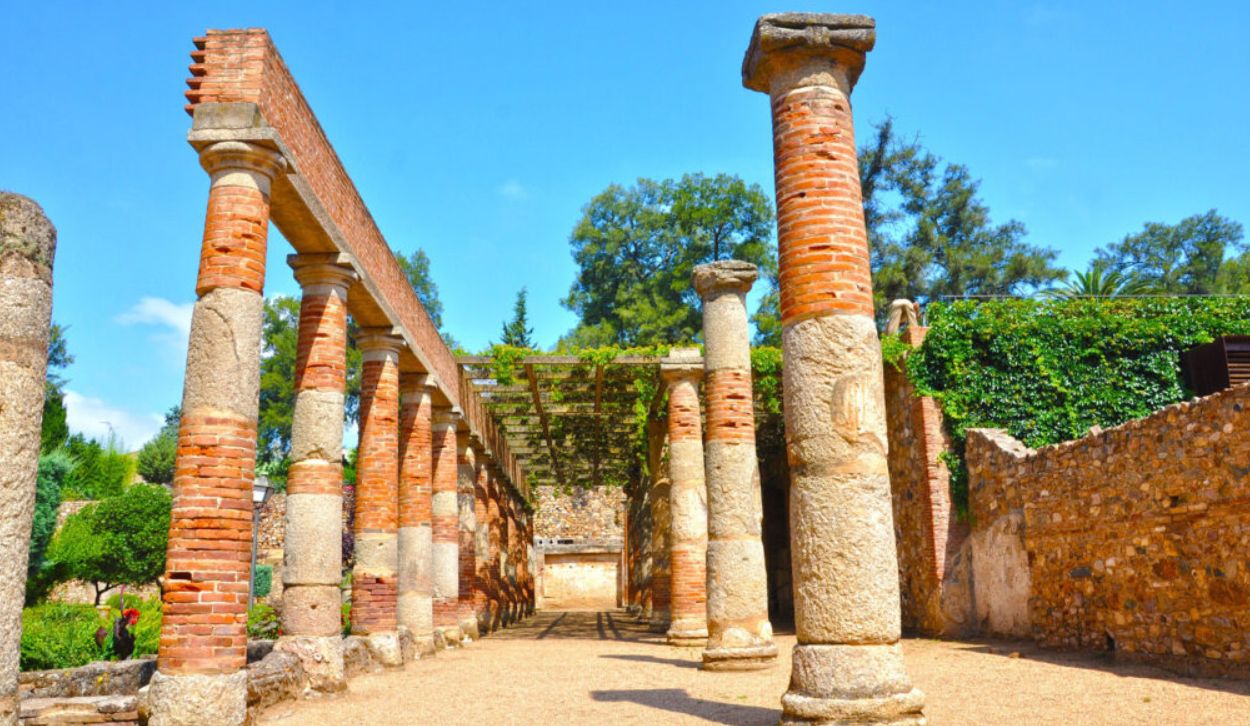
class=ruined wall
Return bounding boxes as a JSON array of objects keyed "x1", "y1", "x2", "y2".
[
  {"x1": 883, "y1": 327, "x2": 967, "y2": 636},
  {"x1": 533, "y1": 486, "x2": 624, "y2": 542},
  {"x1": 967, "y1": 383, "x2": 1250, "y2": 677}
]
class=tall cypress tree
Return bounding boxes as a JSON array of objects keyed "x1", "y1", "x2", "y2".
[{"x1": 501, "y1": 287, "x2": 535, "y2": 348}]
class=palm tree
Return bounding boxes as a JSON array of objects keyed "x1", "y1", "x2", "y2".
[{"x1": 1044, "y1": 262, "x2": 1153, "y2": 299}]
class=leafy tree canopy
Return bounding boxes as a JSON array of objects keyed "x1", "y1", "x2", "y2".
[
  {"x1": 1094, "y1": 210, "x2": 1246, "y2": 295},
  {"x1": 562, "y1": 173, "x2": 775, "y2": 347},
  {"x1": 1044, "y1": 262, "x2": 1153, "y2": 299},
  {"x1": 136, "y1": 406, "x2": 180, "y2": 485},
  {"x1": 41, "y1": 323, "x2": 73, "y2": 453}
]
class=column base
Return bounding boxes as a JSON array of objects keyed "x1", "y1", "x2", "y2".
[
  {"x1": 666, "y1": 622, "x2": 709, "y2": 648},
  {"x1": 414, "y1": 632, "x2": 438, "y2": 657},
  {"x1": 147, "y1": 670, "x2": 247, "y2": 726},
  {"x1": 701, "y1": 643, "x2": 779, "y2": 671},
  {"x1": 781, "y1": 643, "x2": 926, "y2": 724},
  {"x1": 364, "y1": 631, "x2": 404, "y2": 667},
  {"x1": 275, "y1": 635, "x2": 346, "y2": 692},
  {"x1": 459, "y1": 615, "x2": 480, "y2": 642},
  {"x1": 436, "y1": 625, "x2": 463, "y2": 647}
]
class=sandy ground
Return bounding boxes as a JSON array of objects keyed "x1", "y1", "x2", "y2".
[{"x1": 260, "y1": 610, "x2": 1250, "y2": 725}]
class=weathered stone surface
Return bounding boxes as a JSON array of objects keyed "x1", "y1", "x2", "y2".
[
  {"x1": 274, "y1": 636, "x2": 344, "y2": 693},
  {"x1": 743, "y1": 13, "x2": 876, "y2": 94},
  {"x1": 20, "y1": 694, "x2": 140, "y2": 725},
  {"x1": 245, "y1": 650, "x2": 304, "y2": 710},
  {"x1": 180, "y1": 287, "x2": 265, "y2": 419},
  {"x1": 147, "y1": 671, "x2": 247, "y2": 726},
  {"x1": 19, "y1": 659, "x2": 155, "y2": 700},
  {"x1": 341, "y1": 637, "x2": 380, "y2": 678},
  {"x1": 281, "y1": 584, "x2": 341, "y2": 637},
  {"x1": 969, "y1": 513, "x2": 1030, "y2": 638},
  {"x1": 282, "y1": 494, "x2": 342, "y2": 585},
  {"x1": 364, "y1": 632, "x2": 403, "y2": 668}
]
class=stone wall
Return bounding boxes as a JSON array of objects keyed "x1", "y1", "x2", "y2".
[
  {"x1": 533, "y1": 485, "x2": 623, "y2": 542},
  {"x1": 966, "y1": 383, "x2": 1250, "y2": 677}
]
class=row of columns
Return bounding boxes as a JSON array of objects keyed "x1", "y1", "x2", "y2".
[{"x1": 149, "y1": 139, "x2": 535, "y2": 726}]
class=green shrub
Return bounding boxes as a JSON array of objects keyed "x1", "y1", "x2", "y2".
[
  {"x1": 252, "y1": 564, "x2": 273, "y2": 598},
  {"x1": 26, "y1": 451, "x2": 72, "y2": 603},
  {"x1": 103, "y1": 594, "x2": 161, "y2": 659},
  {"x1": 906, "y1": 297, "x2": 1250, "y2": 515},
  {"x1": 20, "y1": 603, "x2": 108, "y2": 671},
  {"x1": 63, "y1": 434, "x2": 132, "y2": 500},
  {"x1": 247, "y1": 603, "x2": 280, "y2": 640}
]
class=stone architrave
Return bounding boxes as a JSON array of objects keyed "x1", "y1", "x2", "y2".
[
  {"x1": 693, "y1": 260, "x2": 776, "y2": 671},
  {"x1": 743, "y1": 13, "x2": 925, "y2": 723},
  {"x1": 646, "y1": 419, "x2": 672, "y2": 633},
  {"x1": 350, "y1": 329, "x2": 404, "y2": 667},
  {"x1": 275, "y1": 254, "x2": 356, "y2": 691},
  {"x1": 150, "y1": 141, "x2": 285, "y2": 726},
  {"x1": 430, "y1": 408, "x2": 463, "y2": 644},
  {"x1": 661, "y1": 348, "x2": 709, "y2": 647},
  {"x1": 398, "y1": 373, "x2": 438, "y2": 657},
  {"x1": 0, "y1": 194, "x2": 56, "y2": 725},
  {"x1": 455, "y1": 432, "x2": 481, "y2": 641}
]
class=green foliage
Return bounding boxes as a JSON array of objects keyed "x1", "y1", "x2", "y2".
[
  {"x1": 62, "y1": 434, "x2": 131, "y2": 500},
  {"x1": 394, "y1": 248, "x2": 445, "y2": 330},
  {"x1": 19, "y1": 603, "x2": 108, "y2": 671},
  {"x1": 26, "y1": 451, "x2": 71, "y2": 603},
  {"x1": 1045, "y1": 261, "x2": 1154, "y2": 299},
  {"x1": 563, "y1": 173, "x2": 776, "y2": 347},
  {"x1": 861, "y1": 119, "x2": 1065, "y2": 311},
  {"x1": 485, "y1": 344, "x2": 533, "y2": 386},
  {"x1": 136, "y1": 407, "x2": 179, "y2": 485},
  {"x1": 906, "y1": 298, "x2": 1250, "y2": 515},
  {"x1": 1094, "y1": 210, "x2": 1246, "y2": 294},
  {"x1": 500, "y1": 287, "x2": 535, "y2": 348},
  {"x1": 47, "y1": 485, "x2": 171, "y2": 603},
  {"x1": 41, "y1": 384, "x2": 69, "y2": 454},
  {"x1": 247, "y1": 603, "x2": 280, "y2": 639},
  {"x1": 252, "y1": 564, "x2": 273, "y2": 598},
  {"x1": 104, "y1": 593, "x2": 160, "y2": 658},
  {"x1": 878, "y1": 332, "x2": 912, "y2": 372}
]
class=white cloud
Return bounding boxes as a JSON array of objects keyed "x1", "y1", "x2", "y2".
[
  {"x1": 116, "y1": 296, "x2": 194, "y2": 356},
  {"x1": 497, "y1": 179, "x2": 527, "y2": 200},
  {"x1": 63, "y1": 389, "x2": 164, "y2": 451}
]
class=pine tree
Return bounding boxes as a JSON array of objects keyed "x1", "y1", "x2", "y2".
[{"x1": 501, "y1": 287, "x2": 535, "y2": 348}]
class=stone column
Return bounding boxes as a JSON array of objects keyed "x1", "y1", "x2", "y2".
[
  {"x1": 150, "y1": 141, "x2": 284, "y2": 726},
  {"x1": 473, "y1": 454, "x2": 492, "y2": 633},
  {"x1": 743, "y1": 14, "x2": 925, "y2": 723},
  {"x1": 661, "y1": 348, "x2": 709, "y2": 647},
  {"x1": 694, "y1": 260, "x2": 775, "y2": 671},
  {"x1": 455, "y1": 431, "x2": 480, "y2": 640},
  {"x1": 398, "y1": 373, "x2": 437, "y2": 656},
  {"x1": 276, "y1": 254, "x2": 356, "y2": 691},
  {"x1": 430, "y1": 409, "x2": 463, "y2": 644},
  {"x1": 484, "y1": 465, "x2": 503, "y2": 632},
  {"x1": 0, "y1": 194, "x2": 56, "y2": 725},
  {"x1": 350, "y1": 329, "x2": 403, "y2": 666},
  {"x1": 646, "y1": 420, "x2": 672, "y2": 632}
]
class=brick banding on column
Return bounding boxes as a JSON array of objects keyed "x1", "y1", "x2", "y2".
[
  {"x1": 456, "y1": 434, "x2": 481, "y2": 640},
  {"x1": 430, "y1": 410, "x2": 463, "y2": 643},
  {"x1": 398, "y1": 374, "x2": 437, "y2": 655},
  {"x1": 704, "y1": 370, "x2": 756, "y2": 442},
  {"x1": 661, "y1": 348, "x2": 709, "y2": 647},
  {"x1": 743, "y1": 13, "x2": 925, "y2": 723}
]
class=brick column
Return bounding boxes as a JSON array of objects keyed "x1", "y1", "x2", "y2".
[
  {"x1": 276, "y1": 254, "x2": 355, "y2": 691},
  {"x1": 456, "y1": 432, "x2": 480, "y2": 641},
  {"x1": 430, "y1": 409, "x2": 463, "y2": 644},
  {"x1": 151, "y1": 140, "x2": 284, "y2": 726},
  {"x1": 646, "y1": 419, "x2": 672, "y2": 633},
  {"x1": 484, "y1": 465, "x2": 503, "y2": 631},
  {"x1": 398, "y1": 373, "x2": 437, "y2": 657},
  {"x1": 473, "y1": 454, "x2": 492, "y2": 633},
  {"x1": 0, "y1": 194, "x2": 56, "y2": 724},
  {"x1": 743, "y1": 14, "x2": 925, "y2": 723},
  {"x1": 350, "y1": 329, "x2": 403, "y2": 666},
  {"x1": 523, "y1": 511, "x2": 536, "y2": 617},
  {"x1": 504, "y1": 496, "x2": 519, "y2": 623},
  {"x1": 693, "y1": 260, "x2": 776, "y2": 671},
  {"x1": 661, "y1": 348, "x2": 709, "y2": 647}
]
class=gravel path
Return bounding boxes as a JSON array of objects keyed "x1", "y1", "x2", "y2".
[{"x1": 260, "y1": 610, "x2": 1250, "y2": 725}]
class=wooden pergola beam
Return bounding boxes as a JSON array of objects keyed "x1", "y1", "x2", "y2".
[{"x1": 525, "y1": 362, "x2": 565, "y2": 489}]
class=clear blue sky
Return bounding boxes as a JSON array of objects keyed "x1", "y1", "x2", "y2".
[{"x1": 3, "y1": 1, "x2": 1247, "y2": 448}]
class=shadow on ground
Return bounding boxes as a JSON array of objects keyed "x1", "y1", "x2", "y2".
[{"x1": 591, "y1": 688, "x2": 777, "y2": 726}]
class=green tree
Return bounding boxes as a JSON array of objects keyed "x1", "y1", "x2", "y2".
[
  {"x1": 1094, "y1": 210, "x2": 1246, "y2": 294},
  {"x1": 136, "y1": 406, "x2": 180, "y2": 485},
  {"x1": 26, "y1": 450, "x2": 72, "y2": 603},
  {"x1": 563, "y1": 173, "x2": 775, "y2": 346},
  {"x1": 1044, "y1": 262, "x2": 1154, "y2": 299},
  {"x1": 394, "y1": 248, "x2": 458, "y2": 348},
  {"x1": 861, "y1": 119, "x2": 1064, "y2": 309},
  {"x1": 41, "y1": 324, "x2": 73, "y2": 453},
  {"x1": 46, "y1": 484, "x2": 172, "y2": 604},
  {"x1": 500, "y1": 287, "x2": 535, "y2": 348},
  {"x1": 63, "y1": 433, "x2": 130, "y2": 500}
]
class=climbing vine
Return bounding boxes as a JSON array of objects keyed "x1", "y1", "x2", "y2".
[{"x1": 904, "y1": 297, "x2": 1250, "y2": 515}]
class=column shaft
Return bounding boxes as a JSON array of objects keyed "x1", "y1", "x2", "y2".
[
  {"x1": 276, "y1": 255, "x2": 355, "y2": 690},
  {"x1": 695, "y1": 260, "x2": 777, "y2": 671},
  {"x1": 0, "y1": 194, "x2": 56, "y2": 723},
  {"x1": 485, "y1": 468, "x2": 502, "y2": 631},
  {"x1": 647, "y1": 420, "x2": 672, "y2": 632},
  {"x1": 473, "y1": 458, "x2": 492, "y2": 632},
  {"x1": 456, "y1": 433, "x2": 480, "y2": 640},
  {"x1": 398, "y1": 375, "x2": 437, "y2": 656},
  {"x1": 661, "y1": 349, "x2": 709, "y2": 646},
  {"x1": 152, "y1": 141, "x2": 284, "y2": 726},
  {"x1": 430, "y1": 410, "x2": 463, "y2": 643},
  {"x1": 743, "y1": 13, "x2": 925, "y2": 723},
  {"x1": 350, "y1": 331, "x2": 403, "y2": 666}
]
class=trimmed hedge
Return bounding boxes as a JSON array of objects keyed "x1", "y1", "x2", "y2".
[{"x1": 905, "y1": 297, "x2": 1250, "y2": 515}]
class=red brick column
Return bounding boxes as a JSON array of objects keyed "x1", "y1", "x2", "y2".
[
  {"x1": 153, "y1": 140, "x2": 285, "y2": 726},
  {"x1": 484, "y1": 465, "x2": 503, "y2": 631},
  {"x1": 398, "y1": 373, "x2": 437, "y2": 656},
  {"x1": 430, "y1": 409, "x2": 463, "y2": 644},
  {"x1": 277, "y1": 254, "x2": 355, "y2": 691},
  {"x1": 350, "y1": 329, "x2": 403, "y2": 666},
  {"x1": 661, "y1": 348, "x2": 708, "y2": 646},
  {"x1": 473, "y1": 454, "x2": 491, "y2": 633},
  {"x1": 455, "y1": 432, "x2": 480, "y2": 640},
  {"x1": 743, "y1": 13, "x2": 925, "y2": 723},
  {"x1": 503, "y1": 495, "x2": 518, "y2": 624},
  {"x1": 646, "y1": 419, "x2": 672, "y2": 632}
]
